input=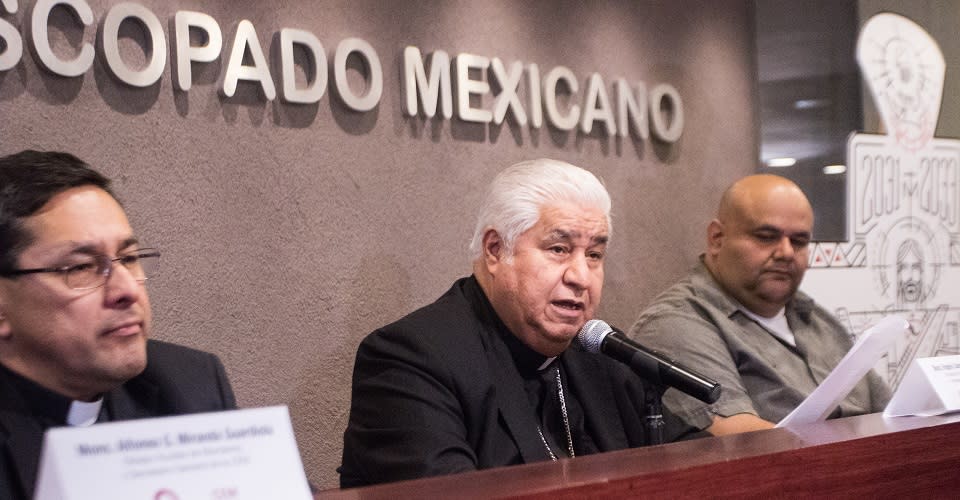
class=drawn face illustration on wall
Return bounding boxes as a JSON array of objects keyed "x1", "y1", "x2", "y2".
[{"x1": 896, "y1": 239, "x2": 925, "y2": 305}]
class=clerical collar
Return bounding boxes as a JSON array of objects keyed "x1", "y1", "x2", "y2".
[
  {"x1": 67, "y1": 399, "x2": 103, "y2": 427},
  {"x1": 537, "y1": 357, "x2": 557, "y2": 371},
  {"x1": 0, "y1": 363, "x2": 103, "y2": 426},
  {"x1": 497, "y1": 312, "x2": 556, "y2": 376}
]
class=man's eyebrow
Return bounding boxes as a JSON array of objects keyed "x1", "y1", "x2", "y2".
[
  {"x1": 544, "y1": 229, "x2": 575, "y2": 242},
  {"x1": 64, "y1": 237, "x2": 140, "y2": 256},
  {"x1": 543, "y1": 229, "x2": 609, "y2": 245},
  {"x1": 119, "y1": 237, "x2": 140, "y2": 250},
  {"x1": 65, "y1": 244, "x2": 100, "y2": 256},
  {"x1": 753, "y1": 225, "x2": 810, "y2": 238}
]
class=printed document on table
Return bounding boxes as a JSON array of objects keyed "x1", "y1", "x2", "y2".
[{"x1": 776, "y1": 315, "x2": 908, "y2": 428}]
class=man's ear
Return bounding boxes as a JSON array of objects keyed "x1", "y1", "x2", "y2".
[
  {"x1": 706, "y1": 219, "x2": 724, "y2": 256},
  {"x1": 481, "y1": 229, "x2": 505, "y2": 273}
]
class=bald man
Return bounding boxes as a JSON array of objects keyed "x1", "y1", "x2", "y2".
[{"x1": 629, "y1": 175, "x2": 890, "y2": 436}]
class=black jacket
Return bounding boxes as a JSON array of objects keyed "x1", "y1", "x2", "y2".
[
  {"x1": 0, "y1": 340, "x2": 236, "y2": 500},
  {"x1": 340, "y1": 276, "x2": 694, "y2": 488}
]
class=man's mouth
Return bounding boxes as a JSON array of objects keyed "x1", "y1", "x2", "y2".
[
  {"x1": 102, "y1": 320, "x2": 142, "y2": 337},
  {"x1": 763, "y1": 268, "x2": 794, "y2": 278},
  {"x1": 552, "y1": 300, "x2": 585, "y2": 311}
]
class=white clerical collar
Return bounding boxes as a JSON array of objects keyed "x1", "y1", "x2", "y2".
[
  {"x1": 739, "y1": 306, "x2": 796, "y2": 347},
  {"x1": 538, "y1": 356, "x2": 558, "y2": 371},
  {"x1": 66, "y1": 398, "x2": 103, "y2": 427}
]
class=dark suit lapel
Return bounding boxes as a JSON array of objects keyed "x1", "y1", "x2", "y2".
[
  {"x1": 562, "y1": 349, "x2": 630, "y2": 451},
  {"x1": 0, "y1": 371, "x2": 47, "y2": 499},
  {"x1": 483, "y1": 326, "x2": 553, "y2": 464},
  {"x1": 3, "y1": 417, "x2": 44, "y2": 499},
  {"x1": 104, "y1": 375, "x2": 161, "y2": 421}
]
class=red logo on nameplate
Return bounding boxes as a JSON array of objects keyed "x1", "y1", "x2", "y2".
[{"x1": 154, "y1": 489, "x2": 179, "y2": 500}]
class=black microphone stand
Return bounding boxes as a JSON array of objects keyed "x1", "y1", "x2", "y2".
[{"x1": 643, "y1": 380, "x2": 666, "y2": 446}]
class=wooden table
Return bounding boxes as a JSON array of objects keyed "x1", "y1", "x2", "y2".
[{"x1": 320, "y1": 412, "x2": 960, "y2": 498}]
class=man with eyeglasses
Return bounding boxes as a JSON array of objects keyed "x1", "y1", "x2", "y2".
[
  {"x1": 0, "y1": 150, "x2": 236, "y2": 500},
  {"x1": 628, "y1": 175, "x2": 889, "y2": 436}
]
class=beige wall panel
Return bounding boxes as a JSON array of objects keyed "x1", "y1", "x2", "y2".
[{"x1": 0, "y1": 0, "x2": 757, "y2": 487}]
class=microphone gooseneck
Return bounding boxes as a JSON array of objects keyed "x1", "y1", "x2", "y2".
[{"x1": 577, "y1": 319, "x2": 721, "y2": 404}]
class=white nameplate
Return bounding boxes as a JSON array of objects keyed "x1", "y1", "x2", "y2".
[
  {"x1": 34, "y1": 406, "x2": 312, "y2": 500},
  {"x1": 885, "y1": 355, "x2": 960, "y2": 417}
]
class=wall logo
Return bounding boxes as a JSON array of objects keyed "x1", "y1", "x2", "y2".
[{"x1": 804, "y1": 12, "x2": 960, "y2": 391}]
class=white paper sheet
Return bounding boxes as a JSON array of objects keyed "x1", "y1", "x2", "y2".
[{"x1": 776, "y1": 315, "x2": 908, "y2": 428}]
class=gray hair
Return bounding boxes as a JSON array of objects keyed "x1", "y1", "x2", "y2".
[{"x1": 468, "y1": 158, "x2": 612, "y2": 260}]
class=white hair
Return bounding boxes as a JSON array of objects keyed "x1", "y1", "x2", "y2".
[{"x1": 469, "y1": 158, "x2": 612, "y2": 261}]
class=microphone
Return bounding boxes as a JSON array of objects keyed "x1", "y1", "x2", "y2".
[{"x1": 577, "y1": 319, "x2": 721, "y2": 404}]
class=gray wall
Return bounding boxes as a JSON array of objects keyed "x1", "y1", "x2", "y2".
[{"x1": 0, "y1": 0, "x2": 757, "y2": 488}]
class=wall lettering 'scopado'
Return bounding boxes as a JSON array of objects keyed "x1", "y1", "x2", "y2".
[{"x1": 0, "y1": 0, "x2": 684, "y2": 141}]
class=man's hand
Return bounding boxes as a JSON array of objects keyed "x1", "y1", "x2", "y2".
[{"x1": 706, "y1": 413, "x2": 775, "y2": 436}]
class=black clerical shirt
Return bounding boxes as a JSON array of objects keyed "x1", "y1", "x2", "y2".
[{"x1": 500, "y1": 319, "x2": 599, "y2": 459}]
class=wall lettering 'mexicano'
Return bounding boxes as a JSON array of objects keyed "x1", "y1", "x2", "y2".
[{"x1": 402, "y1": 47, "x2": 683, "y2": 141}]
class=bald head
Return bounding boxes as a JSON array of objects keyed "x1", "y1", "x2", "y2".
[
  {"x1": 717, "y1": 174, "x2": 813, "y2": 226},
  {"x1": 705, "y1": 175, "x2": 814, "y2": 317}
]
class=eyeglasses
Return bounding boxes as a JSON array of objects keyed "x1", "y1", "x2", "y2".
[{"x1": 0, "y1": 248, "x2": 161, "y2": 290}]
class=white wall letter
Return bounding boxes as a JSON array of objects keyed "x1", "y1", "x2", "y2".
[
  {"x1": 280, "y1": 28, "x2": 326, "y2": 104},
  {"x1": 454, "y1": 53, "x2": 491, "y2": 123},
  {"x1": 580, "y1": 73, "x2": 615, "y2": 134},
  {"x1": 173, "y1": 11, "x2": 222, "y2": 91},
  {"x1": 649, "y1": 83, "x2": 684, "y2": 142},
  {"x1": 333, "y1": 37, "x2": 382, "y2": 112},
  {"x1": 616, "y1": 78, "x2": 648, "y2": 139},
  {"x1": 402, "y1": 46, "x2": 451, "y2": 118},
  {"x1": 527, "y1": 63, "x2": 542, "y2": 129},
  {"x1": 490, "y1": 57, "x2": 526, "y2": 126},
  {"x1": 221, "y1": 20, "x2": 276, "y2": 100},
  {"x1": 0, "y1": 0, "x2": 22, "y2": 71},
  {"x1": 100, "y1": 2, "x2": 165, "y2": 87},
  {"x1": 543, "y1": 65, "x2": 579, "y2": 131},
  {"x1": 29, "y1": 0, "x2": 93, "y2": 77}
]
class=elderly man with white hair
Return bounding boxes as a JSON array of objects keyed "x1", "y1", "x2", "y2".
[{"x1": 339, "y1": 158, "x2": 695, "y2": 488}]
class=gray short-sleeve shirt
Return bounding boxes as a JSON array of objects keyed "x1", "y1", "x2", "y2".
[{"x1": 629, "y1": 261, "x2": 891, "y2": 430}]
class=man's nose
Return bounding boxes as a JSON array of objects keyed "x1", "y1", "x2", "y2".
[
  {"x1": 563, "y1": 253, "x2": 589, "y2": 289},
  {"x1": 103, "y1": 261, "x2": 143, "y2": 307},
  {"x1": 773, "y1": 236, "x2": 795, "y2": 259}
]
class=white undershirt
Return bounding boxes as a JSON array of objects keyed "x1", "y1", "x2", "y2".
[
  {"x1": 739, "y1": 306, "x2": 796, "y2": 347},
  {"x1": 66, "y1": 398, "x2": 103, "y2": 427}
]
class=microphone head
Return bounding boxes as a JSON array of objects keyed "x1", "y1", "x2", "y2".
[{"x1": 577, "y1": 319, "x2": 614, "y2": 354}]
